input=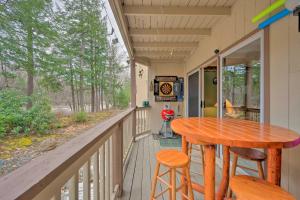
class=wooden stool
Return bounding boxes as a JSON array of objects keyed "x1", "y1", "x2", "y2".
[
  {"x1": 187, "y1": 137, "x2": 205, "y2": 194},
  {"x1": 230, "y1": 175, "x2": 296, "y2": 200},
  {"x1": 150, "y1": 149, "x2": 194, "y2": 200},
  {"x1": 227, "y1": 147, "x2": 266, "y2": 198},
  {"x1": 187, "y1": 139, "x2": 205, "y2": 176}
]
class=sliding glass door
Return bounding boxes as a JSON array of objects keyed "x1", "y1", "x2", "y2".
[
  {"x1": 220, "y1": 33, "x2": 264, "y2": 123},
  {"x1": 203, "y1": 66, "x2": 218, "y2": 118},
  {"x1": 188, "y1": 70, "x2": 201, "y2": 117}
]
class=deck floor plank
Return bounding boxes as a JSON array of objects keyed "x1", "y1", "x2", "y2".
[
  {"x1": 130, "y1": 138, "x2": 145, "y2": 200},
  {"x1": 141, "y1": 135, "x2": 151, "y2": 200},
  {"x1": 122, "y1": 139, "x2": 140, "y2": 200},
  {"x1": 149, "y1": 136, "x2": 165, "y2": 200},
  {"x1": 120, "y1": 135, "x2": 224, "y2": 200}
]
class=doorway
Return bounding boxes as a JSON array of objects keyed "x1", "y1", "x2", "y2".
[
  {"x1": 188, "y1": 70, "x2": 200, "y2": 117},
  {"x1": 202, "y1": 65, "x2": 218, "y2": 117}
]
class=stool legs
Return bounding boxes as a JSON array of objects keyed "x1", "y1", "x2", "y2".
[
  {"x1": 150, "y1": 163, "x2": 160, "y2": 200},
  {"x1": 227, "y1": 153, "x2": 266, "y2": 198},
  {"x1": 257, "y1": 161, "x2": 265, "y2": 179},
  {"x1": 200, "y1": 145, "x2": 205, "y2": 176},
  {"x1": 185, "y1": 167, "x2": 195, "y2": 200},
  {"x1": 188, "y1": 144, "x2": 205, "y2": 176},
  {"x1": 169, "y1": 170, "x2": 172, "y2": 199},
  {"x1": 150, "y1": 164, "x2": 194, "y2": 200},
  {"x1": 171, "y1": 168, "x2": 176, "y2": 200},
  {"x1": 227, "y1": 153, "x2": 238, "y2": 198}
]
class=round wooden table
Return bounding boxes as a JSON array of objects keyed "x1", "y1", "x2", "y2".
[{"x1": 171, "y1": 117, "x2": 300, "y2": 200}]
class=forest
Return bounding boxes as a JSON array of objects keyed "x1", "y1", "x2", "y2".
[{"x1": 0, "y1": 0, "x2": 130, "y2": 137}]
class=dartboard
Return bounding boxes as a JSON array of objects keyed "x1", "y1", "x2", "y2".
[{"x1": 160, "y1": 82, "x2": 173, "y2": 95}]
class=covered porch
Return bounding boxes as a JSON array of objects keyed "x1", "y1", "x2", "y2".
[{"x1": 0, "y1": 0, "x2": 300, "y2": 200}]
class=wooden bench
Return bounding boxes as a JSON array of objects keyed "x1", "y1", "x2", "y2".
[{"x1": 230, "y1": 175, "x2": 295, "y2": 200}]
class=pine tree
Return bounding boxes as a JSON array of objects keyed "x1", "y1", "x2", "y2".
[{"x1": 0, "y1": 0, "x2": 60, "y2": 108}]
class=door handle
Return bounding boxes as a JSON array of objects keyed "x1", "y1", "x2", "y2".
[{"x1": 200, "y1": 100, "x2": 206, "y2": 108}]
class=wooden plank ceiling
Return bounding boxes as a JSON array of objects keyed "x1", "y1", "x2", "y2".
[{"x1": 119, "y1": 0, "x2": 237, "y2": 62}]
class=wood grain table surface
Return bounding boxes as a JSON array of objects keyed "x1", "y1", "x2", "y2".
[{"x1": 171, "y1": 117, "x2": 300, "y2": 200}]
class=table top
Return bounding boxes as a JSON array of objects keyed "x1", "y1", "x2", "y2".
[{"x1": 171, "y1": 117, "x2": 300, "y2": 148}]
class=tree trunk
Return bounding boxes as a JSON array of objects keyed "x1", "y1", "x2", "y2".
[
  {"x1": 105, "y1": 94, "x2": 109, "y2": 110},
  {"x1": 90, "y1": 41, "x2": 95, "y2": 112},
  {"x1": 95, "y1": 84, "x2": 99, "y2": 112},
  {"x1": 79, "y1": 40, "x2": 84, "y2": 112},
  {"x1": 26, "y1": 25, "x2": 34, "y2": 109},
  {"x1": 91, "y1": 83, "x2": 95, "y2": 112},
  {"x1": 75, "y1": 80, "x2": 80, "y2": 111},
  {"x1": 69, "y1": 60, "x2": 76, "y2": 112},
  {"x1": 0, "y1": 61, "x2": 9, "y2": 88}
]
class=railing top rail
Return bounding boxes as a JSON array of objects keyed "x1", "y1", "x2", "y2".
[
  {"x1": 0, "y1": 107, "x2": 135, "y2": 200},
  {"x1": 136, "y1": 106, "x2": 151, "y2": 110}
]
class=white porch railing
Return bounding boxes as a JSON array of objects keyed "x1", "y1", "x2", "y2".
[
  {"x1": 136, "y1": 107, "x2": 151, "y2": 137},
  {"x1": 0, "y1": 108, "x2": 135, "y2": 200}
]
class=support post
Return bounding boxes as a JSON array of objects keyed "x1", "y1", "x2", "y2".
[
  {"x1": 267, "y1": 148, "x2": 282, "y2": 185},
  {"x1": 112, "y1": 122, "x2": 123, "y2": 197},
  {"x1": 204, "y1": 144, "x2": 216, "y2": 200},
  {"x1": 217, "y1": 145, "x2": 230, "y2": 200},
  {"x1": 130, "y1": 58, "x2": 137, "y2": 141}
]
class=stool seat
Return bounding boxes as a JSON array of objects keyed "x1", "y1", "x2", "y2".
[
  {"x1": 151, "y1": 149, "x2": 194, "y2": 200},
  {"x1": 230, "y1": 147, "x2": 266, "y2": 161},
  {"x1": 230, "y1": 175, "x2": 295, "y2": 200},
  {"x1": 156, "y1": 149, "x2": 189, "y2": 168}
]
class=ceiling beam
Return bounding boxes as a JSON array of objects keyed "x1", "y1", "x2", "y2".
[
  {"x1": 150, "y1": 58, "x2": 185, "y2": 64},
  {"x1": 130, "y1": 28, "x2": 211, "y2": 36},
  {"x1": 133, "y1": 42, "x2": 199, "y2": 48},
  {"x1": 135, "y1": 50, "x2": 191, "y2": 57},
  {"x1": 123, "y1": 6, "x2": 231, "y2": 16},
  {"x1": 135, "y1": 57, "x2": 151, "y2": 66}
]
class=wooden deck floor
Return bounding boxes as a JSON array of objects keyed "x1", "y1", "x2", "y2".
[{"x1": 120, "y1": 135, "x2": 223, "y2": 200}]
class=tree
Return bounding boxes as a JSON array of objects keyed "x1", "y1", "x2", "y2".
[{"x1": 0, "y1": 0, "x2": 60, "y2": 108}]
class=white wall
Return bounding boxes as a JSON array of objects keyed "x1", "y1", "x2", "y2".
[
  {"x1": 148, "y1": 61, "x2": 185, "y2": 133},
  {"x1": 269, "y1": 14, "x2": 300, "y2": 197},
  {"x1": 183, "y1": 0, "x2": 300, "y2": 198},
  {"x1": 136, "y1": 64, "x2": 148, "y2": 107}
]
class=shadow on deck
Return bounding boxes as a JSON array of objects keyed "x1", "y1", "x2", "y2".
[{"x1": 120, "y1": 135, "x2": 223, "y2": 200}]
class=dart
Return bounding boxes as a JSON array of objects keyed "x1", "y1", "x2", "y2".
[
  {"x1": 258, "y1": 8, "x2": 292, "y2": 29},
  {"x1": 252, "y1": 0, "x2": 287, "y2": 23}
]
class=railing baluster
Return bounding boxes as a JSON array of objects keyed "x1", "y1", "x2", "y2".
[
  {"x1": 144, "y1": 109, "x2": 147, "y2": 132},
  {"x1": 146, "y1": 109, "x2": 149, "y2": 131},
  {"x1": 112, "y1": 122, "x2": 123, "y2": 197},
  {"x1": 83, "y1": 161, "x2": 91, "y2": 199},
  {"x1": 140, "y1": 110, "x2": 143, "y2": 133},
  {"x1": 68, "y1": 174, "x2": 78, "y2": 200},
  {"x1": 105, "y1": 139, "x2": 110, "y2": 200},
  {"x1": 142, "y1": 109, "x2": 144, "y2": 132},
  {"x1": 100, "y1": 145, "x2": 105, "y2": 200},
  {"x1": 93, "y1": 151, "x2": 100, "y2": 200},
  {"x1": 137, "y1": 110, "x2": 141, "y2": 134},
  {"x1": 110, "y1": 137, "x2": 113, "y2": 197},
  {"x1": 135, "y1": 107, "x2": 150, "y2": 137},
  {"x1": 139, "y1": 110, "x2": 143, "y2": 134},
  {"x1": 130, "y1": 112, "x2": 133, "y2": 140},
  {"x1": 136, "y1": 110, "x2": 139, "y2": 134}
]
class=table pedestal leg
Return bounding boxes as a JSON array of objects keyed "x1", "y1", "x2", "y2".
[
  {"x1": 181, "y1": 136, "x2": 188, "y2": 198},
  {"x1": 267, "y1": 148, "x2": 282, "y2": 185},
  {"x1": 204, "y1": 145, "x2": 215, "y2": 200},
  {"x1": 216, "y1": 145, "x2": 230, "y2": 200}
]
